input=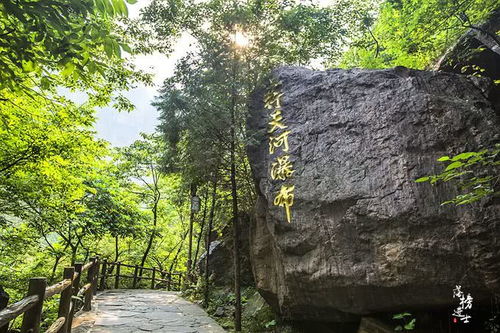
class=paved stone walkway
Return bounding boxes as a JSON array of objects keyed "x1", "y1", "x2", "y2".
[{"x1": 80, "y1": 290, "x2": 226, "y2": 333}]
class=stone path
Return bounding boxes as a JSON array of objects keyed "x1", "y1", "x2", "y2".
[{"x1": 77, "y1": 290, "x2": 226, "y2": 333}]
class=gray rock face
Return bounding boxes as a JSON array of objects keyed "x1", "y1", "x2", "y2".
[
  {"x1": 198, "y1": 215, "x2": 254, "y2": 287},
  {"x1": 247, "y1": 66, "x2": 500, "y2": 322}
]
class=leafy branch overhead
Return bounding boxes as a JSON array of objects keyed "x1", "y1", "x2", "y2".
[
  {"x1": 340, "y1": 0, "x2": 499, "y2": 69},
  {"x1": 416, "y1": 145, "x2": 500, "y2": 205},
  {"x1": 0, "y1": 0, "x2": 148, "y2": 109}
]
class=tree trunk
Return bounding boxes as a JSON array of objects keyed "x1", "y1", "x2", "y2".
[
  {"x1": 115, "y1": 235, "x2": 120, "y2": 262},
  {"x1": 49, "y1": 256, "x2": 61, "y2": 284},
  {"x1": 230, "y1": 45, "x2": 242, "y2": 331},
  {"x1": 187, "y1": 184, "x2": 197, "y2": 278},
  {"x1": 106, "y1": 235, "x2": 120, "y2": 276},
  {"x1": 70, "y1": 243, "x2": 78, "y2": 266},
  {"x1": 194, "y1": 188, "x2": 209, "y2": 269},
  {"x1": 83, "y1": 248, "x2": 90, "y2": 262},
  {"x1": 140, "y1": 195, "x2": 159, "y2": 276},
  {"x1": 204, "y1": 178, "x2": 217, "y2": 308},
  {"x1": 169, "y1": 230, "x2": 188, "y2": 276}
]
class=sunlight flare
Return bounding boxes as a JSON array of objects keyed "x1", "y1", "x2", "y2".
[{"x1": 231, "y1": 30, "x2": 250, "y2": 48}]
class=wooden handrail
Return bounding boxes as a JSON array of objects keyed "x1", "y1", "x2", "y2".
[
  {"x1": 103, "y1": 261, "x2": 183, "y2": 290},
  {"x1": 107, "y1": 262, "x2": 183, "y2": 275},
  {"x1": 44, "y1": 279, "x2": 72, "y2": 300},
  {"x1": 81, "y1": 261, "x2": 93, "y2": 273},
  {"x1": 0, "y1": 258, "x2": 98, "y2": 333},
  {"x1": 0, "y1": 258, "x2": 184, "y2": 333},
  {"x1": 45, "y1": 317, "x2": 65, "y2": 333},
  {"x1": 0, "y1": 295, "x2": 39, "y2": 328},
  {"x1": 77, "y1": 283, "x2": 92, "y2": 298}
]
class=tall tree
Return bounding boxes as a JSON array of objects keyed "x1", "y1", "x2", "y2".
[
  {"x1": 147, "y1": 0, "x2": 372, "y2": 329},
  {"x1": 117, "y1": 134, "x2": 165, "y2": 274},
  {"x1": 340, "y1": 0, "x2": 499, "y2": 69}
]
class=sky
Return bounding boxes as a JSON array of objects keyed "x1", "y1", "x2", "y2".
[
  {"x1": 93, "y1": 0, "x2": 332, "y2": 147},
  {"x1": 93, "y1": 1, "x2": 195, "y2": 147}
]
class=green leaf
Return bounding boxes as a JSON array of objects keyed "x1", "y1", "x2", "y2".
[
  {"x1": 21, "y1": 60, "x2": 36, "y2": 72},
  {"x1": 445, "y1": 161, "x2": 463, "y2": 171},
  {"x1": 126, "y1": 0, "x2": 137, "y2": 3},
  {"x1": 437, "y1": 156, "x2": 450, "y2": 162},
  {"x1": 34, "y1": 32, "x2": 45, "y2": 43},
  {"x1": 451, "y1": 152, "x2": 476, "y2": 161},
  {"x1": 112, "y1": 39, "x2": 121, "y2": 57},
  {"x1": 264, "y1": 320, "x2": 276, "y2": 328},
  {"x1": 95, "y1": 0, "x2": 106, "y2": 14},
  {"x1": 103, "y1": 0, "x2": 116, "y2": 16},
  {"x1": 415, "y1": 176, "x2": 429, "y2": 183},
  {"x1": 87, "y1": 61, "x2": 97, "y2": 74},
  {"x1": 112, "y1": 0, "x2": 128, "y2": 16},
  {"x1": 404, "y1": 318, "x2": 416, "y2": 330},
  {"x1": 104, "y1": 39, "x2": 114, "y2": 58},
  {"x1": 61, "y1": 62, "x2": 76, "y2": 77},
  {"x1": 393, "y1": 312, "x2": 411, "y2": 319},
  {"x1": 40, "y1": 76, "x2": 51, "y2": 90},
  {"x1": 120, "y1": 43, "x2": 132, "y2": 54}
]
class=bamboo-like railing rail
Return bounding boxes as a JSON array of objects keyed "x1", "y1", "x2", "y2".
[{"x1": 0, "y1": 258, "x2": 183, "y2": 333}]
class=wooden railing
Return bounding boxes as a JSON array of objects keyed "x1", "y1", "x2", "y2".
[
  {"x1": 98, "y1": 261, "x2": 183, "y2": 291},
  {"x1": 0, "y1": 258, "x2": 183, "y2": 333}
]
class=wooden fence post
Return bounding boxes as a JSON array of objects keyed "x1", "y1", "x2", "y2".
[
  {"x1": 67, "y1": 263, "x2": 83, "y2": 331},
  {"x1": 20, "y1": 277, "x2": 46, "y2": 333},
  {"x1": 83, "y1": 288, "x2": 91, "y2": 311},
  {"x1": 58, "y1": 267, "x2": 75, "y2": 333},
  {"x1": 114, "y1": 262, "x2": 121, "y2": 289},
  {"x1": 0, "y1": 287, "x2": 9, "y2": 333},
  {"x1": 167, "y1": 273, "x2": 171, "y2": 291},
  {"x1": 99, "y1": 260, "x2": 107, "y2": 291},
  {"x1": 132, "y1": 265, "x2": 139, "y2": 289},
  {"x1": 151, "y1": 268, "x2": 156, "y2": 290},
  {"x1": 84, "y1": 258, "x2": 96, "y2": 311}
]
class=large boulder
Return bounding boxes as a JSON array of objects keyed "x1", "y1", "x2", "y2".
[
  {"x1": 198, "y1": 214, "x2": 254, "y2": 287},
  {"x1": 247, "y1": 66, "x2": 500, "y2": 322}
]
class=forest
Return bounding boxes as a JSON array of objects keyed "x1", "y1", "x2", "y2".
[{"x1": 0, "y1": 0, "x2": 499, "y2": 332}]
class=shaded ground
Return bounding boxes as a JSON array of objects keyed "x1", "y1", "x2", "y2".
[{"x1": 72, "y1": 289, "x2": 226, "y2": 333}]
